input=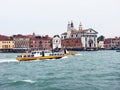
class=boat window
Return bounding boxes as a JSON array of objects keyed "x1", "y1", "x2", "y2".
[
  {"x1": 28, "y1": 55, "x2": 30, "y2": 57},
  {"x1": 17, "y1": 55, "x2": 22, "y2": 57},
  {"x1": 24, "y1": 55, "x2": 26, "y2": 57},
  {"x1": 32, "y1": 52, "x2": 36, "y2": 54},
  {"x1": 40, "y1": 52, "x2": 42, "y2": 55}
]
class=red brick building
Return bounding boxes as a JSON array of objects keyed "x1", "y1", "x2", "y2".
[
  {"x1": 62, "y1": 38, "x2": 82, "y2": 50},
  {"x1": 27, "y1": 35, "x2": 39, "y2": 50},
  {"x1": 27, "y1": 35, "x2": 52, "y2": 50},
  {"x1": 41, "y1": 35, "x2": 52, "y2": 50},
  {"x1": 104, "y1": 37, "x2": 120, "y2": 49}
]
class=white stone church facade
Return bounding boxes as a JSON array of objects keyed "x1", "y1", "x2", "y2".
[{"x1": 61, "y1": 21, "x2": 98, "y2": 50}]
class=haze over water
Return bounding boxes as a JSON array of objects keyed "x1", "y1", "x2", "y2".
[{"x1": 0, "y1": 50, "x2": 120, "y2": 90}]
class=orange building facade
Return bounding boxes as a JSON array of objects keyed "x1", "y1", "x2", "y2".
[{"x1": 104, "y1": 37, "x2": 120, "y2": 49}]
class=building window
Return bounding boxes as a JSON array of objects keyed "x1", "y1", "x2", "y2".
[
  {"x1": 85, "y1": 37, "x2": 87, "y2": 41},
  {"x1": 85, "y1": 43, "x2": 87, "y2": 47},
  {"x1": 76, "y1": 34, "x2": 78, "y2": 37},
  {"x1": 94, "y1": 43, "x2": 96, "y2": 47},
  {"x1": 55, "y1": 40, "x2": 58, "y2": 43},
  {"x1": 71, "y1": 34, "x2": 73, "y2": 37}
]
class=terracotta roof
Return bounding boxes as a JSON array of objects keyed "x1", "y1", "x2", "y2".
[
  {"x1": 26, "y1": 35, "x2": 34, "y2": 38},
  {"x1": 13, "y1": 34, "x2": 27, "y2": 38},
  {"x1": 26, "y1": 35, "x2": 52, "y2": 40},
  {"x1": 62, "y1": 29, "x2": 88, "y2": 35},
  {"x1": 26, "y1": 35, "x2": 36, "y2": 40},
  {"x1": 71, "y1": 30, "x2": 87, "y2": 34},
  {"x1": 0, "y1": 35, "x2": 13, "y2": 41},
  {"x1": 105, "y1": 38, "x2": 120, "y2": 41}
]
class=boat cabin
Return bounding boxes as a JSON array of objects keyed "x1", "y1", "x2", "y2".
[
  {"x1": 17, "y1": 53, "x2": 34, "y2": 58},
  {"x1": 31, "y1": 50, "x2": 64, "y2": 57}
]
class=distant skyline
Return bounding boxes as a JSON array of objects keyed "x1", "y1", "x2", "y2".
[{"x1": 0, "y1": 0, "x2": 120, "y2": 38}]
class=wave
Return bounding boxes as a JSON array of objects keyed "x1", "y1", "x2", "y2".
[
  {"x1": 0, "y1": 59, "x2": 18, "y2": 63},
  {"x1": 21, "y1": 80, "x2": 36, "y2": 83}
]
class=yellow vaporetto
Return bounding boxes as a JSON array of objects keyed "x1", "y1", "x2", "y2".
[{"x1": 16, "y1": 49, "x2": 77, "y2": 61}]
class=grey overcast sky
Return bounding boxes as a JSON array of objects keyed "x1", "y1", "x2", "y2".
[{"x1": 0, "y1": 0, "x2": 120, "y2": 38}]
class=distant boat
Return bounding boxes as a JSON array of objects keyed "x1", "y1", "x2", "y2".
[{"x1": 116, "y1": 50, "x2": 120, "y2": 52}]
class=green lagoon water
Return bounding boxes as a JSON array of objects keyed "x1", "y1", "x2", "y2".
[{"x1": 0, "y1": 50, "x2": 120, "y2": 90}]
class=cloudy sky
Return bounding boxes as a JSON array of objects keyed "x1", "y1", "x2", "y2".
[{"x1": 0, "y1": 0, "x2": 120, "y2": 38}]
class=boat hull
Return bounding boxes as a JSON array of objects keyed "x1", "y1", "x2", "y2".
[
  {"x1": 16, "y1": 56, "x2": 63, "y2": 61},
  {"x1": 16, "y1": 57, "x2": 37, "y2": 61},
  {"x1": 37, "y1": 56, "x2": 63, "y2": 59}
]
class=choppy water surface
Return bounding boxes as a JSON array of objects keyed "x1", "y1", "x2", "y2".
[{"x1": 0, "y1": 50, "x2": 120, "y2": 90}]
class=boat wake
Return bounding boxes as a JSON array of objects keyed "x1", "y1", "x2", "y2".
[
  {"x1": 76, "y1": 53, "x2": 82, "y2": 56},
  {"x1": 61, "y1": 56, "x2": 69, "y2": 59},
  {"x1": 0, "y1": 59, "x2": 18, "y2": 63}
]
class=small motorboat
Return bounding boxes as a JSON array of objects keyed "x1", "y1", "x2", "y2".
[{"x1": 116, "y1": 50, "x2": 120, "y2": 52}]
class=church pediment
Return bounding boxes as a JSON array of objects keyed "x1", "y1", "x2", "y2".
[{"x1": 85, "y1": 28, "x2": 98, "y2": 34}]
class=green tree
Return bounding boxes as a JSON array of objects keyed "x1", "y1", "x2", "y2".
[{"x1": 97, "y1": 35, "x2": 105, "y2": 42}]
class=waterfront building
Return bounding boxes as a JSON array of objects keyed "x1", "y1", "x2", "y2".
[
  {"x1": 98, "y1": 41, "x2": 104, "y2": 49},
  {"x1": 27, "y1": 35, "x2": 52, "y2": 50},
  {"x1": 0, "y1": 35, "x2": 14, "y2": 49},
  {"x1": 62, "y1": 38, "x2": 82, "y2": 50},
  {"x1": 41, "y1": 35, "x2": 52, "y2": 50},
  {"x1": 26, "y1": 35, "x2": 40, "y2": 50},
  {"x1": 13, "y1": 34, "x2": 30, "y2": 49},
  {"x1": 104, "y1": 37, "x2": 120, "y2": 49},
  {"x1": 61, "y1": 21, "x2": 98, "y2": 50},
  {"x1": 52, "y1": 35, "x2": 61, "y2": 49}
]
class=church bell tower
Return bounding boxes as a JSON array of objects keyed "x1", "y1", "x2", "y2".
[{"x1": 79, "y1": 22, "x2": 82, "y2": 30}]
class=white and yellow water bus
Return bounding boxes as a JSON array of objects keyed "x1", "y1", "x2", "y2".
[{"x1": 16, "y1": 49, "x2": 77, "y2": 61}]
